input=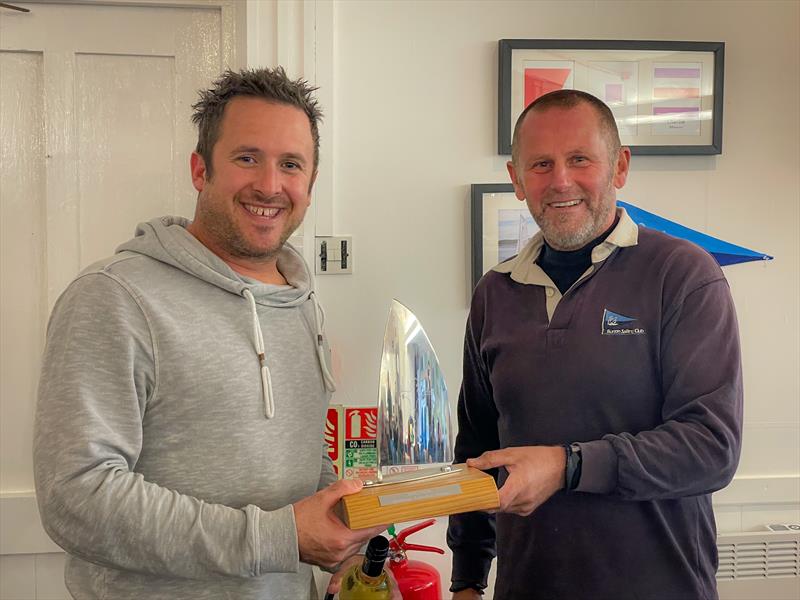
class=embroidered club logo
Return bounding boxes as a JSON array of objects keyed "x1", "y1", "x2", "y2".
[{"x1": 601, "y1": 309, "x2": 646, "y2": 336}]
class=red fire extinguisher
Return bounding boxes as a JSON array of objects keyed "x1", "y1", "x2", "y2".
[{"x1": 387, "y1": 519, "x2": 445, "y2": 600}]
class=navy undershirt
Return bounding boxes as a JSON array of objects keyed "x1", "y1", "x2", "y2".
[{"x1": 537, "y1": 216, "x2": 620, "y2": 294}]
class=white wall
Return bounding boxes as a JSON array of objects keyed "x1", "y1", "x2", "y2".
[{"x1": 304, "y1": 0, "x2": 799, "y2": 595}]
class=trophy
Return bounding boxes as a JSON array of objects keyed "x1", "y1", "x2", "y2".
[{"x1": 338, "y1": 300, "x2": 499, "y2": 529}]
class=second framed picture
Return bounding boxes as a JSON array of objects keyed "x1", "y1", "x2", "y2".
[
  {"x1": 498, "y1": 39, "x2": 725, "y2": 156},
  {"x1": 470, "y1": 183, "x2": 540, "y2": 290}
]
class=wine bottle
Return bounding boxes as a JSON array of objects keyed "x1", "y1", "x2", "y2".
[{"x1": 339, "y1": 535, "x2": 394, "y2": 599}]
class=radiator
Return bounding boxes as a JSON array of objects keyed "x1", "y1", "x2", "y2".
[{"x1": 716, "y1": 526, "x2": 800, "y2": 600}]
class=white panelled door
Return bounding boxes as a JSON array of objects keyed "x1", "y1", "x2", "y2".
[{"x1": 0, "y1": 0, "x2": 237, "y2": 528}]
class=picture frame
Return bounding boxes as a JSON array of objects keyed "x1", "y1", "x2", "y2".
[
  {"x1": 498, "y1": 39, "x2": 725, "y2": 155},
  {"x1": 470, "y1": 183, "x2": 540, "y2": 290}
]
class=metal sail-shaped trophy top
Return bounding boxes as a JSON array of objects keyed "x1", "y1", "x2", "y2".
[{"x1": 377, "y1": 300, "x2": 454, "y2": 475}]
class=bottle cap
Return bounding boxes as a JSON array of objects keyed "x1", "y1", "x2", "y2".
[{"x1": 362, "y1": 535, "x2": 390, "y2": 577}]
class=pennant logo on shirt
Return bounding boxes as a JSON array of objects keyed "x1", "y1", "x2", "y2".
[{"x1": 601, "y1": 309, "x2": 646, "y2": 336}]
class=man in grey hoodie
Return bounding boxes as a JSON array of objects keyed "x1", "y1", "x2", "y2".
[{"x1": 34, "y1": 67, "x2": 383, "y2": 599}]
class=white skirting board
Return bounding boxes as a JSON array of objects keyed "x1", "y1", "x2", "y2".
[{"x1": 0, "y1": 493, "x2": 61, "y2": 556}]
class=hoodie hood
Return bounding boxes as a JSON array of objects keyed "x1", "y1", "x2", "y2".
[
  {"x1": 116, "y1": 216, "x2": 336, "y2": 418},
  {"x1": 117, "y1": 216, "x2": 312, "y2": 306}
]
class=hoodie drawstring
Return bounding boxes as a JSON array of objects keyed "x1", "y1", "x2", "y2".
[
  {"x1": 243, "y1": 289, "x2": 275, "y2": 419},
  {"x1": 243, "y1": 289, "x2": 336, "y2": 420},
  {"x1": 310, "y1": 291, "x2": 337, "y2": 393}
]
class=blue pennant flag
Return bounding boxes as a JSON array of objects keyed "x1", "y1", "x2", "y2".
[{"x1": 618, "y1": 200, "x2": 774, "y2": 267}]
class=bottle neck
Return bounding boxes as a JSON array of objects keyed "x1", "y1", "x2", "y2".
[
  {"x1": 355, "y1": 568, "x2": 386, "y2": 587},
  {"x1": 361, "y1": 551, "x2": 386, "y2": 578}
]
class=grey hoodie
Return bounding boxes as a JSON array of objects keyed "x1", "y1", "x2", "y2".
[{"x1": 34, "y1": 216, "x2": 338, "y2": 599}]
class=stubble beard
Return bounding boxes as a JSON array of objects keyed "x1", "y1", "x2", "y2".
[
  {"x1": 530, "y1": 176, "x2": 617, "y2": 251},
  {"x1": 195, "y1": 190, "x2": 301, "y2": 261}
]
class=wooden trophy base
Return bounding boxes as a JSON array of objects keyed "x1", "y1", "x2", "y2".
[{"x1": 338, "y1": 464, "x2": 499, "y2": 529}]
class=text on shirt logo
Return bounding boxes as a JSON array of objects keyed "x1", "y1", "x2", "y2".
[{"x1": 601, "y1": 309, "x2": 646, "y2": 336}]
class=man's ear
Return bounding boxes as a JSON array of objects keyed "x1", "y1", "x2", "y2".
[
  {"x1": 190, "y1": 152, "x2": 208, "y2": 193},
  {"x1": 506, "y1": 161, "x2": 526, "y2": 202},
  {"x1": 613, "y1": 147, "x2": 631, "y2": 189}
]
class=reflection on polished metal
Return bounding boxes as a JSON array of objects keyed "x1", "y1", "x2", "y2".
[
  {"x1": 338, "y1": 299, "x2": 499, "y2": 529},
  {"x1": 377, "y1": 299, "x2": 453, "y2": 480}
]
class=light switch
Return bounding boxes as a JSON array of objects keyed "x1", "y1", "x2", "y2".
[{"x1": 315, "y1": 236, "x2": 353, "y2": 274}]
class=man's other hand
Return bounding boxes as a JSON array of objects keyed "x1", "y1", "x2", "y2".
[
  {"x1": 467, "y1": 446, "x2": 566, "y2": 516},
  {"x1": 293, "y1": 478, "x2": 386, "y2": 570}
]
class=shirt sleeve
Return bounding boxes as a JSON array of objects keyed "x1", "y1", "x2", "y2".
[
  {"x1": 447, "y1": 287, "x2": 499, "y2": 589},
  {"x1": 34, "y1": 273, "x2": 300, "y2": 579},
  {"x1": 577, "y1": 257, "x2": 744, "y2": 499}
]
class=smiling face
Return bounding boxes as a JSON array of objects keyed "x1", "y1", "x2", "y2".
[
  {"x1": 187, "y1": 97, "x2": 315, "y2": 280},
  {"x1": 507, "y1": 102, "x2": 630, "y2": 251}
]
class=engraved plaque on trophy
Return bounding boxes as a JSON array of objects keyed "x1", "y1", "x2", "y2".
[{"x1": 339, "y1": 300, "x2": 499, "y2": 529}]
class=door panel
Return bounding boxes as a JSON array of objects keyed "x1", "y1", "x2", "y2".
[
  {"x1": 0, "y1": 50, "x2": 46, "y2": 492},
  {"x1": 0, "y1": 0, "x2": 237, "y2": 496},
  {"x1": 76, "y1": 53, "x2": 177, "y2": 264}
]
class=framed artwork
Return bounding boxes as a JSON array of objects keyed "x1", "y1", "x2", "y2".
[
  {"x1": 498, "y1": 39, "x2": 725, "y2": 155},
  {"x1": 470, "y1": 183, "x2": 539, "y2": 289}
]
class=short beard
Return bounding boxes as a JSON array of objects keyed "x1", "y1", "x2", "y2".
[
  {"x1": 195, "y1": 192, "x2": 300, "y2": 261},
  {"x1": 535, "y1": 197, "x2": 614, "y2": 250},
  {"x1": 530, "y1": 173, "x2": 617, "y2": 251}
]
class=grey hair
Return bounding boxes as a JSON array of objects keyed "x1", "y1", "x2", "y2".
[{"x1": 511, "y1": 89, "x2": 621, "y2": 166}]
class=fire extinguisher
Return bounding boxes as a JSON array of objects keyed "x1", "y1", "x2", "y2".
[{"x1": 387, "y1": 519, "x2": 445, "y2": 600}]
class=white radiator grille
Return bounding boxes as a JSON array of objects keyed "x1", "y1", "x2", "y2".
[
  {"x1": 718, "y1": 540, "x2": 799, "y2": 579},
  {"x1": 717, "y1": 529, "x2": 799, "y2": 580},
  {"x1": 716, "y1": 530, "x2": 800, "y2": 600}
]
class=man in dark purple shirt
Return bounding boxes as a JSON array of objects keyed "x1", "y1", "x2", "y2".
[{"x1": 447, "y1": 90, "x2": 742, "y2": 600}]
